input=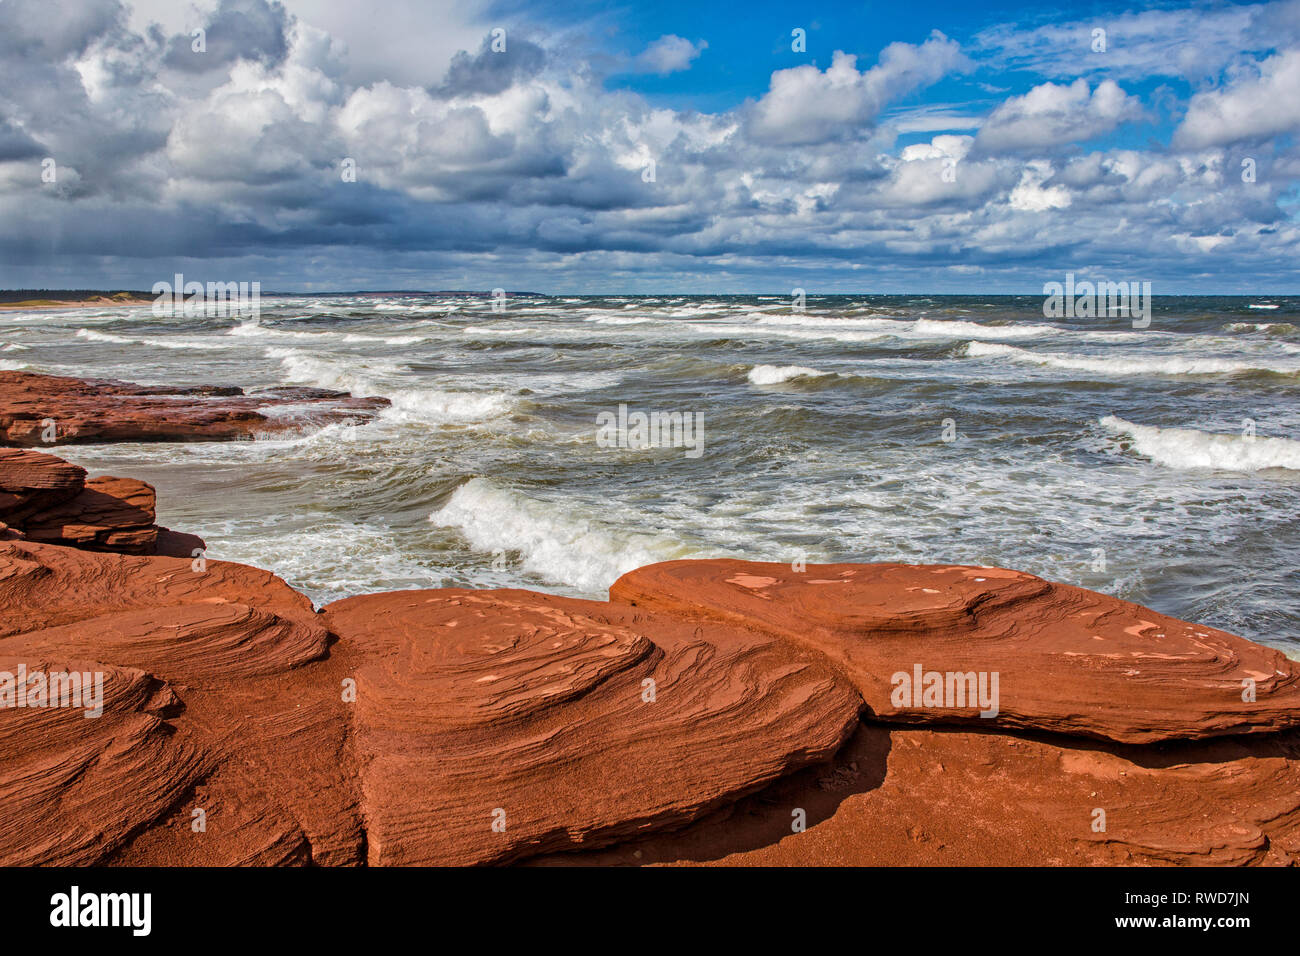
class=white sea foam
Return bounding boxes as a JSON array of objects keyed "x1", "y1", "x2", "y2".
[
  {"x1": 584, "y1": 314, "x2": 657, "y2": 325},
  {"x1": 268, "y1": 346, "x2": 402, "y2": 390},
  {"x1": 752, "y1": 313, "x2": 1061, "y2": 340},
  {"x1": 339, "y1": 332, "x2": 428, "y2": 345},
  {"x1": 384, "y1": 388, "x2": 513, "y2": 422},
  {"x1": 967, "y1": 341, "x2": 1299, "y2": 376},
  {"x1": 509, "y1": 369, "x2": 624, "y2": 395},
  {"x1": 268, "y1": 347, "x2": 512, "y2": 423},
  {"x1": 429, "y1": 477, "x2": 694, "y2": 592},
  {"x1": 1101, "y1": 416, "x2": 1300, "y2": 471},
  {"x1": 227, "y1": 321, "x2": 426, "y2": 345},
  {"x1": 1224, "y1": 322, "x2": 1297, "y2": 336},
  {"x1": 747, "y1": 364, "x2": 832, "y2": 384},
  {"x1": 76, "y1": 328, "x2": 234, "y2": 350},
  {"x1": 202, "y1": 513, "x2": 449, "y2": 606}
]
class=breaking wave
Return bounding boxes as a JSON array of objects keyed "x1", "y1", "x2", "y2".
[{"x1": 1101, "y1": 416, "x2": 1300, "y2": 471}]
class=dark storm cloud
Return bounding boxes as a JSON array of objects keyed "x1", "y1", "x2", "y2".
[
  {"x1": 435, "y1": 35, "x2": 548, "y2": 97},
  {"x1": 0, "y1": 119, "x2": 45, "y2": 161},
  {"x1": 163, "y1": 0, "x2": 291, "y2": 73}
]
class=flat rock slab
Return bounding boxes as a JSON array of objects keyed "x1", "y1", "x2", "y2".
[
  {"x1": 0, "y1": 370, "x2": 388, "y2": 445},
  {"x1": 611, "y1": 560, "x2": 1300, "y2": 744},
  {"x1": 0, "y1": 540, "x2": 328, "y2": 673},
  {"x1": 323, "y1": 588, "x2": 863, "y2": 865},
  {"x1": 21, "y1": 475, "x2": 158, "y2": 553},
  {"x1": 557, "y1": 723, "x2": 1300, "y2": 867},
  {"x1": 0, "y1": 447, "x2": 86, "y2": 522}
]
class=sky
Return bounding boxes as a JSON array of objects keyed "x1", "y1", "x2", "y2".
[{"x1": 1, "y1": 0, "x2": 1298, "y2": 293}]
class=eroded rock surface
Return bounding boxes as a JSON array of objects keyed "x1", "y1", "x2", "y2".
[
  {"x1": 611, "y1": 560, "x2": 1300, "y2": 744},
  {"x1": 0, "y1": 447, "x2": 85, "y2": 521},
  {"x1": 0, "y1": 370, "x2": 388, "y2": 445},
  {"x1": 20, "y1": 475, "x2": 158, "y2": 553},
  {"x1": 0, "y1": 448, "x2": 174, "y2": 556},
  {"x1": 0, "y1": 655, "x2": 208, "y2": 866},
  {"x1": 323, "y1": 588, "x2": 863, "y2": 865},
  {"x1": 0, "y1": 541, "x2": 355, "y2": 866}
]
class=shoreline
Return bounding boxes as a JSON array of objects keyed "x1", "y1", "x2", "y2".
[
  {"x1": 3, "y1": 369, "x2": 1300, "y2": 866},
  {"x1": 0, "y1": 298, "x2": 153, "y2": 311}
]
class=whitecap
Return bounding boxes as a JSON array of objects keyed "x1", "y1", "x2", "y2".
[
  {"x1": 967, "y1": 341, "x2": 1299, "y2": 376},
  {"x1": 429, "y1": 477, "x2": 695, "y2": 593},
  {"x1": 747, "y1": 364, "x2": 832, "y2": 385},
  {"x1": 1100, "y1": 416, "x2": 1300, "y2": 471}
]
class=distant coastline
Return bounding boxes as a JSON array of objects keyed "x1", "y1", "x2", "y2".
[{"x1": 0, "y1": 290, "x2": 152, "y2": 310}]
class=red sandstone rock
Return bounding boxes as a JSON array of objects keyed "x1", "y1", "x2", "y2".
[
  {"x1": 0, "y1": 655, "x2": 209, "y2": 866},
  {"x1": 0, "y1": 370, "x2": 388, "y2": 445},
  {"x1": 21, "y1": 475, "x2": 158, "y2": 553},
  {"x1": 0, "y1": 448, "x2": 184, "y2": 556},
  {"x1": 610, "y1": 559, "x2": 1300, "y2": 744},
  {"x1": 0, "y1": 447, "x2": 85, "y2": 522},
  {"x1": 322, "y1": 587, "x2": 863, "y2": 865},
  {"x1": 153, "y1": 526, "x2": 207, "y2": 558},
  {"x1": 5, "y1": 457, "x2": 1300, "y2": 867},
  {"x1": 0, "y1": 540, "x2": 324, "y2": 655},
  {"x1": 0, "y1": 541, "x2": 356, "y2": 866},
  {"x1": 535, "y1": 722, "x2": 1300, "y2": 867}
]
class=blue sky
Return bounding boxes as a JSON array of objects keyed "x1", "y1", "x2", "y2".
[{"x1": 1, "y1": 0, "x2": 1298, "y2": 292}]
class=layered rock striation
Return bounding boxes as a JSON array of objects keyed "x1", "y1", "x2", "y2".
[{"x1": 0, "y1": 370, "x2": 387, "y2": 446}]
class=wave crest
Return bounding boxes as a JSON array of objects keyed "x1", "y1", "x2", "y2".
[
  {"x1": 1101, "y1": 415, "x2": 1300, "y2": 471},
  {"x1": 429, "y1": 477, "x2": 695, "y2": 593}
]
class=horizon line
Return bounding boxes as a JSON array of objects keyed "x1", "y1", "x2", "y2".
[{"x1": 3, "y1": 288, "x2": 1299, "y2": 298}]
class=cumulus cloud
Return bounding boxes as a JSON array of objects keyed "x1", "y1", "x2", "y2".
[
  {"x1": 163, "y1": 0, "x2": 290, "y2": 73},
  {"x1": 1008, "y1": 160, "x2": 1071, "y2": 211},
  {"x1": 0, "y1": 0, "x2": 1296, "y2": 292},
  {"x1": 974, "y1": 79, "x2": 1143, "y2": 153},
  {"x1": 1174, "y1": 48, "x2": 1300, "y2": 147},
  {"x1": 437, "y1": 35, "x2": 548, "y2": 96},
  {"x1": 876, "y1": 135, "x2": 1006, "y2": 207},
  {"x1": 635, "y1": 35, "x2": 707, "y2": 75},
  {"x1": 747, "y1": 32, "x2": 967, "y2": 146}
]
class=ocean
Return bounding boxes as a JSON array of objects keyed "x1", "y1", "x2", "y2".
[{"x1": 3, "y1": 293, "x2": 1297, "y2": 654}]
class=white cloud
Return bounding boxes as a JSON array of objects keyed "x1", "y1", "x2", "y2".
[
  {"x1": 747, "y1": 32, "x2": 967, "y2": 146},
  {"x1": 975, "y1": 79, "x2": 1142, "y2": 153},
  {"x1": 974, "y1": 1, "x2": 1299, "y2": 81},
  {"x1": 635, "y1": 35, "x2": 707, "y2": 75},
  {"x1": 0, "y1": 0, "x2": 1297, "y2": 292},
  {"x1": 879, "y1": 135, "x2": 1004, "y2": 207},
  {"x1": 884, "y1": 104, "x2": 983, "y2": 134},
  {"x1": 1175, "y1": 48, "x2": 1300, "y2": 147},
  {"x1": 1008, "y1": 160, "x2": 1071, "y2": 211}
]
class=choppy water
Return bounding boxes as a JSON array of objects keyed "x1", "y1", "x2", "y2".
[{"x1": 3, "y1": 293, "x2": 1298, "y2": 654}]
